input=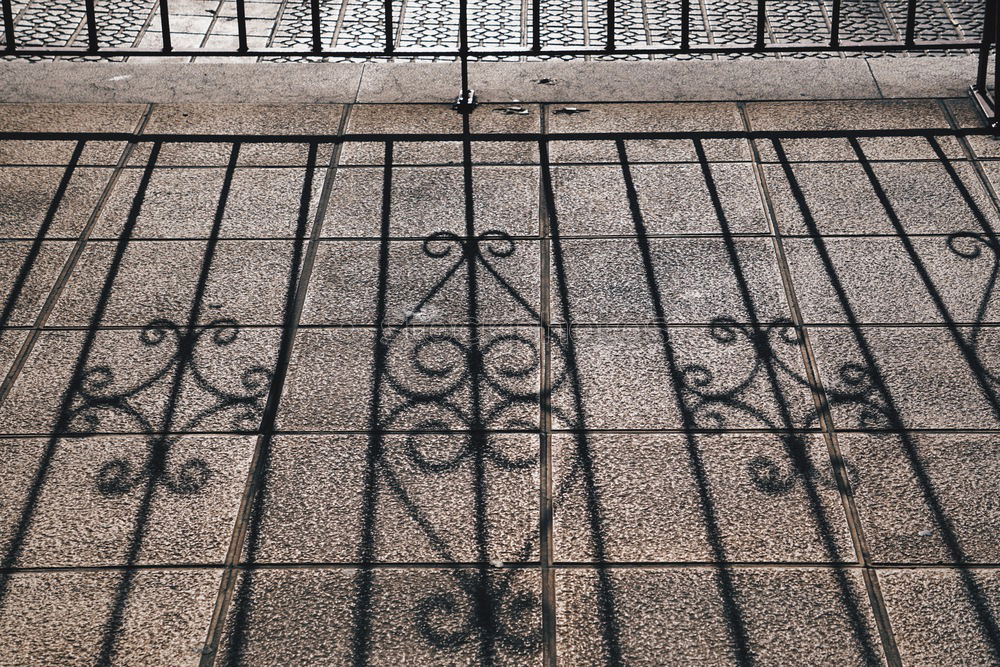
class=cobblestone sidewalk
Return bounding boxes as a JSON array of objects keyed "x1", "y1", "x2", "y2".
[
  {"x1": 1, "y1": 98, "x2": 1000, "y2": 665},
  {"x1": 1, "y1": 0, "x2": 988, "y2": 61}
]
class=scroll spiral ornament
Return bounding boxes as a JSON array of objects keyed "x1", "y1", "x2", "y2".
[
  {"x1": 374, "y1": 229, "x2": 544, "y2": 659},
  {"x1": 67, "y1": 318, "x2": 271, "y2": 499}
]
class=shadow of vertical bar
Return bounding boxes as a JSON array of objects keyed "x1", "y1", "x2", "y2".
[
  {"x1": 540, "y1": 138, "x2": 623, "y2": 667},
  {"x1": 351, "y1": 141, "x2": 394, "y2": 667},
  {"x1": 218, "y1": 141, "x2": 320, "y2": 665},
  {"x1": 773, "y1": 136, "x2": 1000, "y2": 663},
  {"x1": 615, "y1": 138, "x2": 753, "y2": 666},
  {"x1": 0, "y1": 141, "x2": 84, "y2": 334},
  {"x1": 0, "y1": 142, "x2": 162, "y2": 611}
]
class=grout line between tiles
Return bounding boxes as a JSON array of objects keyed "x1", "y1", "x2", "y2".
[
  {"x1": 6, "y1": 560, "x2": 1000, "y2": 575},
  {"x1": 11, "y1": 426, "x2": 1000, "y2": 439}
]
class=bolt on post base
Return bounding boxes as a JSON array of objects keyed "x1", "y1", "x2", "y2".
[{"x1": 453, "y1": 90, "x2": 477, "y2": 112}]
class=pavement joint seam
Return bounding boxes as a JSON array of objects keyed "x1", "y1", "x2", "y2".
[
  {"x1": 537, "y1": 100, "x2": 558, "y2": 667},
  {"x1": 196, "y1": 102, "x2": 356, "y2": 665},
  {"x1": 737, "y1": 100, "x2": 904, "y2": 666},
  {"x1": 4, "y1": 560, "x2": 1000, "y2": 574},
  {"x1": 0, "y1": 103, "x2": 154, "y2": 406}
]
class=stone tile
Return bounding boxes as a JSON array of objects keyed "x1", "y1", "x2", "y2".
[
  {"x1": 0, "y1": 327, "x2": 280, "y2": 435},
  {"x1": 840, "y1": 432, "x2": 1000, "y2": 564},
  {"x1": 135, "y1": 105, "x2": 340, "y2": 166},
  {"x1": 0, "y1": 435, "x2": 252, "y2": 567},
  {"x1": 0, "y1": 166, "x2": 115, "y2": 239},
  {"x1": 249, "y1": 434, "x2": 538, "y2": 563},
  {"x1": 220, "y1": 568, "x2": 542, "y2": 665},
  {"x1": 550, "y1": 325, "x2": 815, "y2": 431},
  {"x1": 552, "y1": 432, "x2": 851, "y2": 563},
  {"x1": 0, "y1": 104, "x2": 144, "y2": 166},
  {"x1": 278, "y1": 328, "x2": 373, "y2": 432},
  {"x1": 0, "y1": 241, "x2": 72, "y2": 327},
  {"x1": 92, "y1": 166, "x2": 326, "y2": 239},
  {"x1": 302, "y1": 239, "x2": 540, "y2": 325},
  {"x1": 556, "y1": 567, "x2": 883, "y2": 666},
  {"x1": 550, "y1": 162, "x2": 767, "y2": 236},
  {"x1": 552, "y1": 237, "x2": 787, "y2": 324},
  {"x1": 1, "y1": 569, "x2": 217, "y2": 665},
  {"x1": 0, "y1": 329, "x2": 28, "y2": 379},
  {"x1": 141, "y1": 104, "x2": 343, "y2": 135},
  {"x1": 545, "y1": 102, "x2": 750, "y2": 163},
  {"x1": 764, "y1": 160, "x2": 999, "y2": 235},
  {"x1": 128, "y1": 140, "x2": 336, "y2": 168},
  {"x1": 809, "y1": 326, "x2": 1000, "y2": 430},
  {"x1": 945, "y1": 97, "x2": 1000, "y2": 160},
  {"x1": 279, "y1": 327, "x2": 540, "y2": 432},
  {"x1": 49, "y1": 240, "x2": 301, "y2": 327},
  {"x1": 879, "y1": 568, "x2": 1000, "y2": 666},
  {"x1": 0, "y1": 139, "x2": 129, "y2": 166},
  {"x1": 784, "y1": 236, "x2": 1000, "y2": 324},
  {"x1": 746, "y1": 99, "x2": 962, "y2": 161},
  {"x1": 322, "y1": 166, "x2": 539, "y2": 238},
  {"x1": 0, "y1": 104, "x2": 146, "y2": 132},
  {"x1": 342, "y1": 103, "x2": 540, "y2": 165}
]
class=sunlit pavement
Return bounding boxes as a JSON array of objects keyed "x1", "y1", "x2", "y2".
[{"x1": 1, "y1": 64, "x2": 1000, "y2": 665}]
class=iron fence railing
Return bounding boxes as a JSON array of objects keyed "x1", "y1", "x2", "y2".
[{"x1": 1, "y1": 0, "x2": 998, "y2": 121}]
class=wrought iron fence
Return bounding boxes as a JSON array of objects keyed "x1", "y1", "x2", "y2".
[{"x1": 1, "y1": 0, "x2": 999, "y2": 119}]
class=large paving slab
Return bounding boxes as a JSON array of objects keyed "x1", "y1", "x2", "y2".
[{"x1": 0, "y1": 569, "x2": 221, "y2": 666}]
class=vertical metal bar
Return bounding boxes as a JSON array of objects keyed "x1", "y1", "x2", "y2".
[
  {"x1": 310, "y1": 0, "x2": 322, "y2": 52},
  {"x1": 680, "y1": 0, "x2": 690, "y2": 50},
  {"x1": 994, "y1": 0, "x2": 999, "y2": 127},
  {"x1": 904, "y1": 0, "x2": 917, "y2": 45},
  {"x1": 607, "y1": 0, "x2": 615, "y2": 50},
  {"x1": 458, "y1": 0, "x2": 472, "y2": 107},
  {"x1": 2, "y1": 0, "x2": 15, "y2": 52},
  {"x1": 976, "y1": 0, "x2": 994, "y2": 91},
  {"x1": 159, "y1": 0, "x2": 172, "y2": 51},
  {"x1": 235, "y1": 0, "x2": 248, "y2": 52},
  {"x1": 830, "y1": 0, "x2": 841, "y2": 47},
  {"x1": 84, "y1": 0, "x2": 99, "y2": 53},
  {"x1": 755, "y1": 0, "x2": 766, "y2": 49},
  {"x1": 532, "y1": 0, "x2": 540, "y2": 51},
  {"x1": 383, "y1": 0, "x2": 394, "y2": 52}
]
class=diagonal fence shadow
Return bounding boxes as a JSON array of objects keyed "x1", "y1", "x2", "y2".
[
  {"x1": 1, "y1": 122, "x2": 1000, "y2": 665},
  {"x1": 0, "y1": 138, "x2": 319, "y2": 665},
  {"x1": 773, "y1": 135, "x2": 1000, "y2": 663}
]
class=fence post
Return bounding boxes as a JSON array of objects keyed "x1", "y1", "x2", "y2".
[
  {"x1": 971, "y1": 0, "x2": 998, "y2": 130},
  {"x1": 455, "y1": 0, "x2": 477, "y2": 111}
]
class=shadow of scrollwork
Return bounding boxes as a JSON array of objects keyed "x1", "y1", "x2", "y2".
[
  {"x1": 360, "y1": 226, "x2": 547, "y2": 663},
  {"x1": 947, "y1": 231, "x2": 1000, "y2": 364},
  {"x1": 677, "y1": 316, "x2": 814, "y2": 430},
  {"x1": 65, "y1": 318, "x2": 271, "y2": 440},
  {"x1": 56, "y1": 318, "x2": 272, "y2": 498},
  {"x1": 415, "y1": 574, "x2": 541, "y2": 655}
]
